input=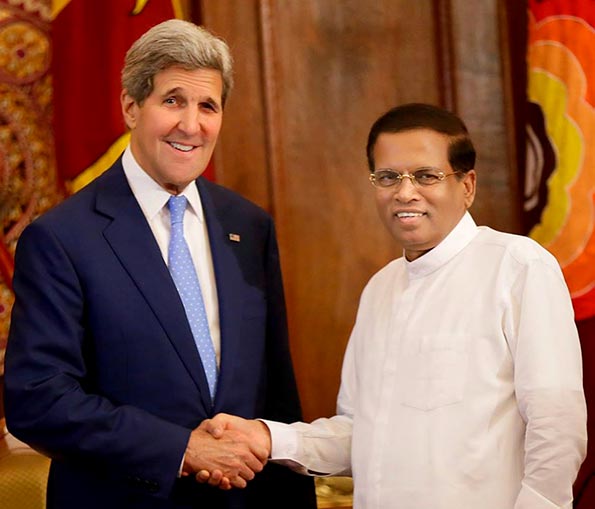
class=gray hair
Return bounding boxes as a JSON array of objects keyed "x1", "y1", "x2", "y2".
[{"x1": 121, "y1": 19, "x2": 233, "y2": 106}]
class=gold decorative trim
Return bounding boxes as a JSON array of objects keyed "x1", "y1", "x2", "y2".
[
  {"x1": 50, "y1": 0, "x2": 70, "y2": 20},
  {"x1": 67, "y1": 132, "x2": 130, "y2": 193},
  {"x1": 315, "y1": 477, "x2": 353, "y2": 509}
]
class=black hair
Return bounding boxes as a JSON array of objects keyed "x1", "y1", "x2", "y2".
[{"x1": 366, "y1": 103, "x2": 476, "y2": 174}]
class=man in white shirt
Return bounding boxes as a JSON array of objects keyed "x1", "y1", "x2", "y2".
[{"x1": 200, "y1": 103, "x2": 588, "y2": 509}]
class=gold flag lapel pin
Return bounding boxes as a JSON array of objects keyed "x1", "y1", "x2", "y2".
[{"x1": 229, "y1": 233, "x2": 241, "y2": 242}]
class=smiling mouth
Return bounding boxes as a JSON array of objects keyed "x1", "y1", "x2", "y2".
[
  {"x1": 396, "y1": 212, "x2": 425, "y2": 218},
  {"x1": 168, "y1": 141, "x2": 195, "y2": 152}
]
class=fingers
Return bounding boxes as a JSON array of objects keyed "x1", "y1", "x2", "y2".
[
  {"x1": 195, "y1": 470, "x2": 210, "y2": 483},
  {"x1": 186, "y1": 417, "x2": 272, "y2": 490},
  {"x1": 206, "y1": 469, "x2": 223, "y2": 487},
  {"x1": 226, "y1": 426, "x2": 268, "y2": 464},
  {"x1": 229, "y1": 476, "x2": 247, "y2": 489},
  {"x1": 184, "y1": 427, "x2": 265, "y2": 490},
  {"x1": 204, "y1": 414, "x2": 272, "y2": 460},
  {"x1": 242, "y1": 452, "x2": 263, "y2": 477},
  {"x1": 195, "y1": 469, "x2": 233, "y2": 490},
  {"x1": 219, "y1": 478, "x2": 232, "y2": 490},
  {"x1": 252, "y1": 421, "x2": 272, "y2": 461}
]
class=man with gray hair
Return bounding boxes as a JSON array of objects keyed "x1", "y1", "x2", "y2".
[{"x1": 4, "y1": 19, "x2": 315, "y2": 509}]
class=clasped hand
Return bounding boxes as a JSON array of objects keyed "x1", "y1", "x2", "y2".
[{"x1": 183, "y1": 414, "x2": 272, "y2": 490}]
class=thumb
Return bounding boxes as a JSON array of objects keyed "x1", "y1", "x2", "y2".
[{"x1": 199, "y1": 418, "x2": 224, "y2": 438}]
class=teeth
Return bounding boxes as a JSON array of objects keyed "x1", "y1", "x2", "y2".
[
  {"x1": 170, "y1": 142, "x2": 194, "y2": 152},
  {"x1": 397, "y1": 212, "x2": 423, "y2": 218}
]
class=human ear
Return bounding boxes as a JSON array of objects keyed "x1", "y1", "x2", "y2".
[
  {"x1": 120, "y1": 90, "x2": 138, "y2": 129},
  {"x1": 462, "y1": 170, "x2": 476, "y2": 209}
]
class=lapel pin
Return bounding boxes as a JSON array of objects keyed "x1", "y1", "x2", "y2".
[{"x1": 229, "y1": 233, "x2": 241, "y2": 242}]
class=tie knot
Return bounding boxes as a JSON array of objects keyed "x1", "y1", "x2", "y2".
[{"x1": 168, "y1": 195, "x2": 187, "y2": 225}]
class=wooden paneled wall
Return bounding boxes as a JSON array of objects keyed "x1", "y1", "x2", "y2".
[{"x1": 199, "y1": 0, "x2": 520, "y2": 421}]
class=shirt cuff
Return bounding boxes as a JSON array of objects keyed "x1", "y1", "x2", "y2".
[
  {"x1": 178, "y1": 453, "x2": 185, "y2": 478},
  {"x1": 259, "y1": 419, "x2": 299, "y2": 460}
]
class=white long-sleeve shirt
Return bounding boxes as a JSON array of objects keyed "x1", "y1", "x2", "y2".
[{"x1": 267, "y1": 212, "x2": 587, "y2": 509}]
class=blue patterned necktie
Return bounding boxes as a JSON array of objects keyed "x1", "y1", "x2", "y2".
[{"x1": 167, "y1": 195, "x2": 218, "y2": 401}]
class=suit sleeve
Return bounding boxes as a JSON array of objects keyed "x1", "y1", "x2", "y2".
[{"x1": 4, "y1": 220, "x2": 190, "y2": 499}]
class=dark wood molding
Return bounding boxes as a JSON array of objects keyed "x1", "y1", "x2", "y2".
[
  {"x1": 258, "y1": 0, "x2": 284, "y2": 220},
  {"x1": 499, "y1": 0, "x2": 527, "y2": 233},
  {"x1": 434, "y1": 0, "x2": 457, "y2": 110}
]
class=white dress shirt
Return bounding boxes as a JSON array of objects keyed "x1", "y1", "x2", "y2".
[
  {"x1": 266, "y1": 212, "x2": 587, "y2": 509},
  {"x1": 121, "y1": 147, "x2": 221, "y2": 365}
]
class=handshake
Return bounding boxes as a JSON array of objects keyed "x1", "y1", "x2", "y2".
[{"x1": 182, "y1": 413, "x2": 272, "y2": 490}]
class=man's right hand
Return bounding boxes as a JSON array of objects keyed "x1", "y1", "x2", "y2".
[
  {"x1": 195, "y1": 414, "x2": 273, "y2": 489},
  {"x1": 201, "y1": 413, "x2": 272, "y2": 455},
  {"x1": 182, "y1": 426, "x2": 268, "y2": 489}
]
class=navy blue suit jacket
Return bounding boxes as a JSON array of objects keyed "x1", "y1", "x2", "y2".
[{"x1": 4, "y1": 160, "x2": 315, "y2": 509}]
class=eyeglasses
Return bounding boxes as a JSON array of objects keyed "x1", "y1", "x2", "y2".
[{"x1": 369, "y1": 167, "x2": 462, "y2": 188}]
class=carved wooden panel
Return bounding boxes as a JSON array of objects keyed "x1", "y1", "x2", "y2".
[
  {"x1": 449, "y1": 0, "x2": 521, "y2": 233},
  {"x1": 199, "y1": 1, "x2": 272, "y2": 210},
  {"x1": 199, "y1": 0, "x2": 516, "y2": 421}
]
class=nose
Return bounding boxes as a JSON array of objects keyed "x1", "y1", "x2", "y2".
[
  {"x1": 392, "y1": 176, "x2": 419, "y2": 202},
  {"x1": 177, "y1": 106, "x2": 202, "y2": 135}
]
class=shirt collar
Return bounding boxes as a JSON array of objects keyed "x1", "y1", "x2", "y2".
[
  {"x1": 405, "y1": 211, "x2": 478, "y2": 279},
  {"x1": 122, "y1": 146, "x2": 205, "y2": 223}
]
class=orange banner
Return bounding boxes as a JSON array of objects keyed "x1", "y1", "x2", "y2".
[{"x1": 526, "y1": 0, "x2": 595, "y2": 320}]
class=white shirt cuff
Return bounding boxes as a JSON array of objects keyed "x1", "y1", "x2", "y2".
[{"x1": 259, "y1": 419, "x2": 299, "y2": 460}]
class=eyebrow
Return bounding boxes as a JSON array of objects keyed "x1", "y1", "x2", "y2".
[
  {"x1": 161, "y1": 87, "x2": 221, "y2": 109},
  {"x1": 162, "y1": 86, "x2": 183, "y2": 97},
  {"x1": 375, "y1": 165, "x2": 443, "y2": 172}
]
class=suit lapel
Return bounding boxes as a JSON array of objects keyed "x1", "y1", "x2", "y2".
[
  {"x1": 94, "y1": 162, "x2": 213, "y2": 412},
  {"x1": 198, "y1": 179, "x2": 245, "y2": 411}
]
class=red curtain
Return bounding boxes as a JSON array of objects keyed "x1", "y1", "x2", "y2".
[{"x1": 51, "y1": 0, "x2": 217, "y2": 190}]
